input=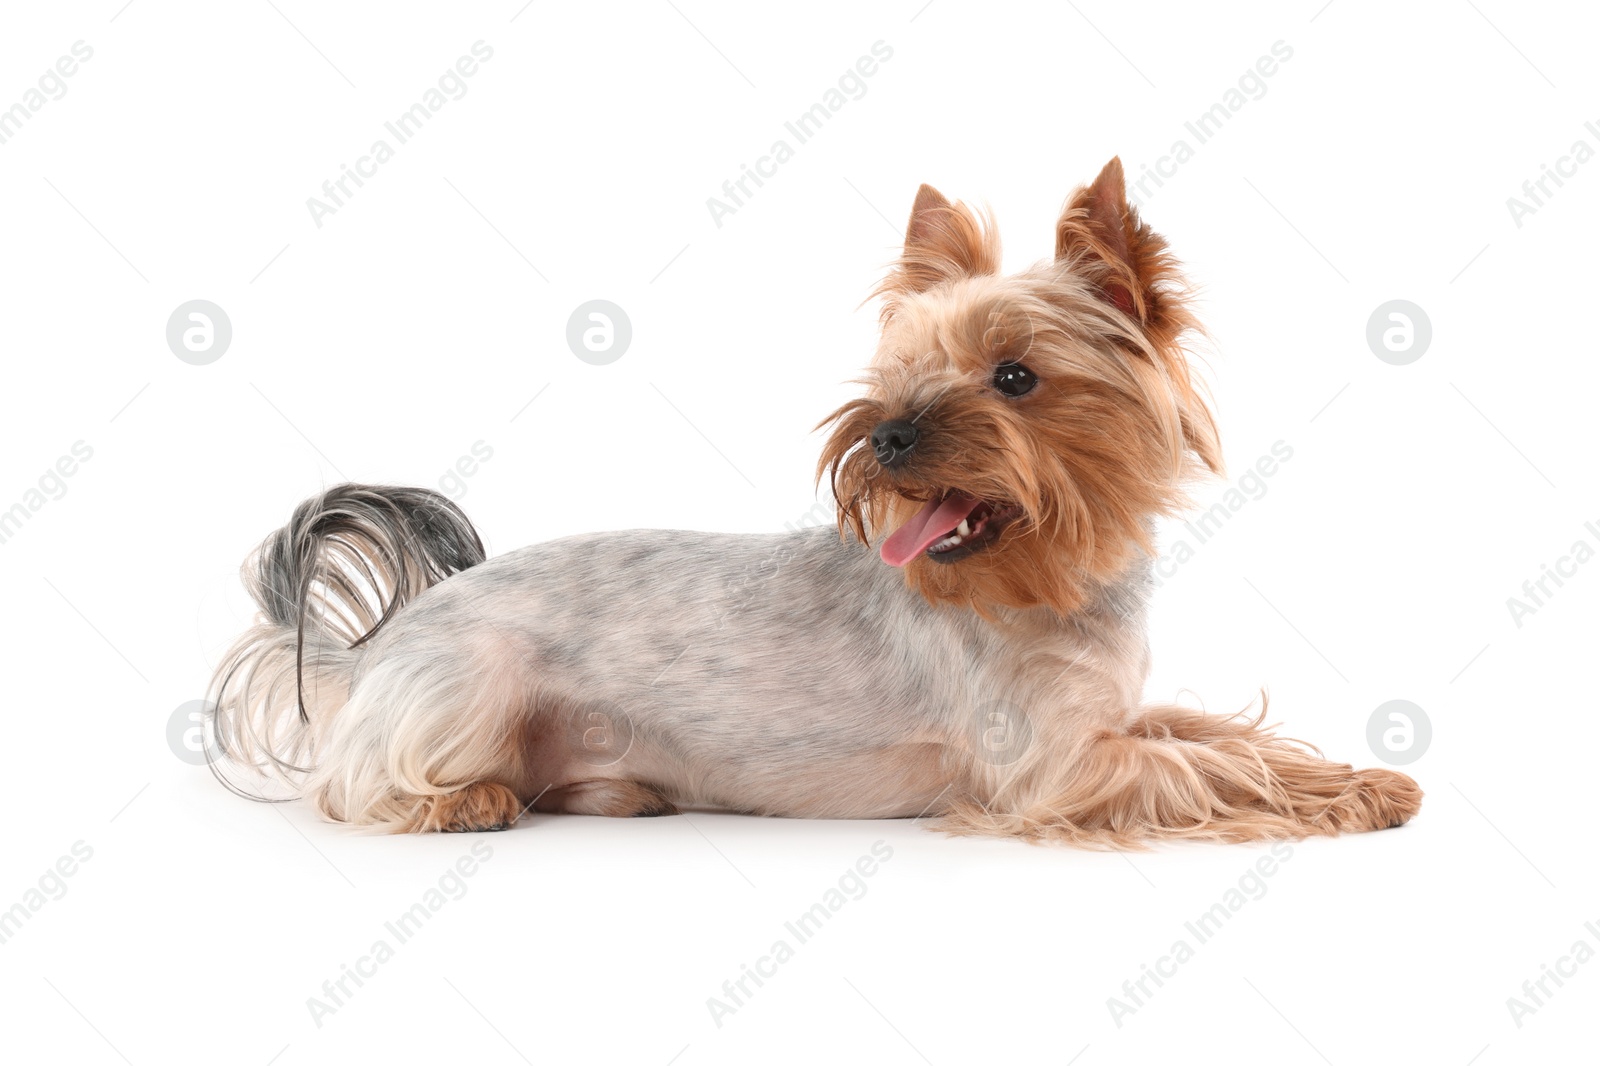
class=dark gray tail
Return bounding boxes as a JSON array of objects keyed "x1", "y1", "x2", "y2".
[{"x1": 206, "y1": 484, "x2": 485, "y2": 797}]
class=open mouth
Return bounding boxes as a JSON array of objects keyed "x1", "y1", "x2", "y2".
[{"x1": 879, "y1": 491, "x2": 1023, "y2": 567}]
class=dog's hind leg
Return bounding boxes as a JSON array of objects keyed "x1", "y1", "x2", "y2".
[
  {"x1": 405, "y1": 782, "x2": 526, "y2": 832},
  {"x1": 539, "y1": 779, "x2": 679, "y2": 817},
  {"x1": 304, "y1": 653, "x2": 536, "y2": 833}
]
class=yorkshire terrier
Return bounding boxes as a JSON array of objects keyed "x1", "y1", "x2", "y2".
[{"x1": 209, "y1": 158, "x2": 1421, "y2": 845}]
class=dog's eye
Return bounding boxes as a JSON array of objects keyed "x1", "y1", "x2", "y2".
[{"x1": 992, "y1": 363, "x2": 1037, "y2": 398}]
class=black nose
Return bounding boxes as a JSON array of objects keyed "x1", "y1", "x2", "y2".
[{"x1": 871, "y1": 419, "x2": 920, "y2": 468}]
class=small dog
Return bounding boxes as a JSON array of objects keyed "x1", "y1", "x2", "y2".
[{"x1": 209, "y1": 158, "x2": 1421, "y2": 845}]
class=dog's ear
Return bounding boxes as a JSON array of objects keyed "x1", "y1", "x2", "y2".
[
  {"x1": 1058, "y1": 158, "x2": 1220, "y2": 475},
  {"x1": 1056, "y1": 157, "x2": 1175, "y2": 328},
  {"x1": 878, "y1": 184, "x2": 1000, "y2": 302}
]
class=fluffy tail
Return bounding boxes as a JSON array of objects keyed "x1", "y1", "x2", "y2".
[{"x1": 206, "y1": 484, "x2": 485, "y2": 800}]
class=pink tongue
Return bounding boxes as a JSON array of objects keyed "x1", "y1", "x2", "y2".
[{"x1": 880, "y1": 492, "x2": 980, "y2": 567}]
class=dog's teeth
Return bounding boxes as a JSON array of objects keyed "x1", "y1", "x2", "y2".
[{"x1": 957, "y1": 519, "x2": 971, "y2": 537}]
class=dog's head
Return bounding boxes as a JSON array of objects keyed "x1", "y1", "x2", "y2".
[{"x1": 818, "y1": 158, "x2": 1222, "y2": 614}]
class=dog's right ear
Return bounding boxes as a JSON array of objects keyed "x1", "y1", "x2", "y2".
[{"x1": 876, "y1": 184, "x2": 1000, "y2": 304}]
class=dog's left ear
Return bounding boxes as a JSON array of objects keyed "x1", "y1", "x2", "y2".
[
  {"x1": 1059, "y1": 158, "x2": 1220, "y2": 474},
  {"x1": 1056, "y1": 157, "x2": 1176, "y2": 330}
]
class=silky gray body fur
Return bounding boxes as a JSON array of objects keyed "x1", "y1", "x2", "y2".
[{"x1": 316, "y1": 525, "x2": 1155, "y2": 820}]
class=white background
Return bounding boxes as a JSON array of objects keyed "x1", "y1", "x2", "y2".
[{"x1": 1, "y1": 1, "x2": 1596, "y2": 1063}]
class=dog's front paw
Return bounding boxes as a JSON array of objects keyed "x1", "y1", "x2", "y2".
[{"x1": 1324, "y1": 768, "x2": 1423, "y2": 832}]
